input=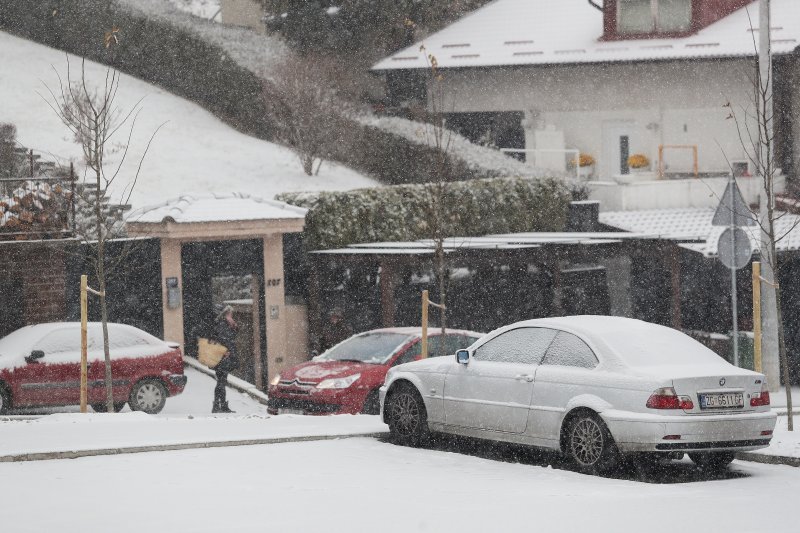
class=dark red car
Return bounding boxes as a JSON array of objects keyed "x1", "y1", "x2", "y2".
[
  {"x1": 267, "y1": 327, "x2": 482, "y2": 415},
  {"x1": 0, "y1": 322, "x2": 187, "y2": 414}
]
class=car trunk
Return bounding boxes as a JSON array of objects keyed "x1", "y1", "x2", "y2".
[{"x1": 671, "y1": 372, "x2": 764, "y2": 414}]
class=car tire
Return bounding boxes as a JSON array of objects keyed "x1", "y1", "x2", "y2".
[
  {"x1": 0, "y1": 384, "x2": 10, "y2": 415},
  {"x1": 361, "y1": 389, "x2": 381, "y2": 415},
  {"x1": 689, "y1": 452, "x2": 735, "y2": 473},
  {"x1": 128, "y1": 379, "x2": 168, "y2": 414},
  {"x1": 567, "y1": 412, "x2": 621, "y2": 474},
  {"x1": 385, "y1": 383, "x2": 428, "y2": 447},
  {"x1": 91, "y1": 402, "x2": 126, "y2": 413}
]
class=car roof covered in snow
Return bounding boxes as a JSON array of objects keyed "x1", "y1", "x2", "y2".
[
  {"x1": 481, "y1": 315, "x2": 755, "y2": 378},
  {"x1": 359, "y1": 327, "x2": 485, "y2": 339},
  {"x1": 374, "y1": 0, "x2": 800, "y2": 71}
]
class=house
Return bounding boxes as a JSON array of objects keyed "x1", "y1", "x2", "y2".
[{"x1": 373, "y1": 0, "x2": 800, "y2": 185}]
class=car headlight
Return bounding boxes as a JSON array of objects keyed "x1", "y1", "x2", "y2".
[
  {"x1": 316, "y1": 373, "x2": 361, "y2": 389},
  {"x1": 269, "y1": 374, "x2": 281, "y2": 387}
]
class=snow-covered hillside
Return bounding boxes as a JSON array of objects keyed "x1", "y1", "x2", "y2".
[{"x1": 0, "y1": 31, "x2": 376, "y2": 210}]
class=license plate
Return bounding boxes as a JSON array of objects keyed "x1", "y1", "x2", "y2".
[
  {"x1": 277, "y1": 408, "x2": 305, "y2": 415},
  {"x1": 699, "y1": 392, "x2": 744, "y2": 409}
]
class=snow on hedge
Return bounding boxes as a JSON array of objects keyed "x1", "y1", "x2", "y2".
[
  {"x1": 277, "y1": 176, "x2": 571, "y2": 250},
  {"x1": 118, "y1": 0, "x2": 289, "y2": 80},
  {"x1": 358, "y1": 115, "x2": 554, "y2": 179},
  {"x1": 166, "y1": 0, "x2": 221, "y2": 20}
]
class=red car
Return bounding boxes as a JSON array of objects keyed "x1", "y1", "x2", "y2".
[
  {"x1": 0, "y1": 322, "x2": 187, "y2": 414},
  {"x1": 267, "y1": 327, "x2": 482, "y2": 415}
]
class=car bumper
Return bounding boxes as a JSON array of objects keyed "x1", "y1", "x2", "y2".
[
  {"x1": 165, "y1": 374, "x2": 187, "y2": 396},
  {"x1": 603, "y1": 409, "x2": 777, "y2": 453},
  {"x1": 266, "y1": 387, "x2": 366, "y2": 416}
]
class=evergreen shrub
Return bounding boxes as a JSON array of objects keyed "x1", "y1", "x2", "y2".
[{"x1": 277, "y1": 177, "x2": 571, "y2": 250}]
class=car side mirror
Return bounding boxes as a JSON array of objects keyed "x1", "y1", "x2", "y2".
[
  {"x1": 456, "y1": 349, "x2": 470, "y2": 365},
  {"x1": 26, "y1": 350, "x2": 45, "y2": 364}
]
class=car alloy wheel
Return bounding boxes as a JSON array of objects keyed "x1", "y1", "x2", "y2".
[
  {"x1": 390, "y1": 392, "x2": 420, "y2": 436},
  {"x1": 130, "y1": 380, "x2": 167, "y2": 414},
  {"x1": 570, "y1": 417, "x2": 605, "y2": 467}
]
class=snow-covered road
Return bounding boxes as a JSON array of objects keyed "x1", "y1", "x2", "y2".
[{"x1": 2, "y1": 436, "x2": 798, "y2": 533}]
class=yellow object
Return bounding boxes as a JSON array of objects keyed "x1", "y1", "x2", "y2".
[
  {"x1": 198, "y1": 338, "x2": 229, "y2": 369},
  {"x1": 628, "y1": 154, "x2": 650, "y2": 169},
  {"x1": 571, "y1": 153, "x2": 595, "y2": 168},
  {"x1": 753, "y1": 262, "x2": 762, "y2": 373}
]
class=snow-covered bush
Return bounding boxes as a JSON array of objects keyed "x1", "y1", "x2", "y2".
[{"x1": 277, "y1": 176, "x2": 571, "y2": 250}]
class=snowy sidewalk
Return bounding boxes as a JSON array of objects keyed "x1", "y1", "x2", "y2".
[{"x1": 0, "y1": 413, "x2": 387, "y2": 462}]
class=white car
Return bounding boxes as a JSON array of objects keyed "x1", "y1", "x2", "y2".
[{"x1": 380, "y1": 316, "x2": 776, "y2": 474}]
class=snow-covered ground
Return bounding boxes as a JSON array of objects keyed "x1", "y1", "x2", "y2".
[
  {"x1": 1, "y1": 436, "x2": 798, "y2": 532},
  {"x1": 166, "y1": 0, "x2": 221, "y2": 20},
  {"x1": 0, "y1": 30, "x2": 376, "y2": 210},
  {"x1": 7, "y1": 366, "x2": 264, "y2": 417}
]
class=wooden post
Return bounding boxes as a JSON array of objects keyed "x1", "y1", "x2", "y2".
[
  {"x1": 421, "y1": 290, "x2": 429, "y2": 359},
  {"x1": 753, "y1": 262, "x2": 762, "y2": 373},
  {"x1": 80, "y1": 275, "x2": 88, "y2": 413}
]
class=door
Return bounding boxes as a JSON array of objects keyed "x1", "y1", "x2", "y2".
[
  {"x1": 529, "y1": 331, "x2": 600, "y2": 441},
  {"x1": 443, "y1": 327, "x2": 557, "y2": 433},
  {"x1": 15, "y1": 327, "x2": 83, "y2": 406},
  {"x1": 601, "y1": 121, "x2": 634, "y2": 178}
]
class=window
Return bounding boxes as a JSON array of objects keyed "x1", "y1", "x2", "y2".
[
  {"x1": 34, "y1": 328, "x2": 81, "y2": 355},
  {"x1": 445, "y1": 334, "x2": 480, "y2": 355},
  {"x1": 618, "y1": 0, "x2": 692, "y2": 35},
  {"x1": 473, "y1": 327, "x2": 557, "y2": 365},
  {"x1": 542, "y1": 331, "x2": 598, "y2": 369}
]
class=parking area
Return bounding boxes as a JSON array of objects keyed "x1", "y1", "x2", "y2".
[{"x1": 2, "y1": 435, "x2": 798, "y2": 533}]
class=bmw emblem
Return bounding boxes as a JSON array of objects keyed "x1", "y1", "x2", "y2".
[{"x1": 719, "y1": 378, "x2": 726, "y2": 387}]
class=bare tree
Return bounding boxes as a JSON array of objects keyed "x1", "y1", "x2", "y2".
[
  {"x1": 418, "y1": 47, "x2": 456, "y2": 356},
  {"x1": 723, "y1": 3, "x2": 794, "y2": 429},
  {"x1": 41, "y1": 37, "x2": 163, "y2": 412},
  {"x1": 263, "y1": 55, "x2": 349, "y2": 176}
]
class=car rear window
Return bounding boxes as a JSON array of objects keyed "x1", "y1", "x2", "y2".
[
  {"x1": 601, "y1": 325, "x2": 725, "y2": 367},
  {"x1": 317, "y1": 332, "x2": 412, "y2": 365}
]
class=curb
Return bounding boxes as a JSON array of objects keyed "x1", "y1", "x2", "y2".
[
  {"x1": 183, "y1": 356, "x2": 269, "y2": 406},
  {"x1": 0, "y1": 432, "x2": 386, "y2": 463},
  {"x1": 736, "y1": 451, "x2": 800, "y2": 467}
]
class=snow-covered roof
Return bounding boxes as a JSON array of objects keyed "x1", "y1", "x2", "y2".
[
  {"x1": 312, "y1": 232, "x2": 659, "y2": 255},
  {"x1": 374, "y1": 0, "x2": 800, "y2": 71},
  {"x1": 129, "y1": 193, "x2": 308, "y2": 224},
  {"x1": 600, "y1": 208, "x2": 800, "y2": 257}
]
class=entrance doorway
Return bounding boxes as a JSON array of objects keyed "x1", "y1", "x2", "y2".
[
  {"x1": 601, "y1": 121, "x2": 635, "y2": 178},
  {"x1": 181, "y1": 240, "x2": 267, "y2": 386}
]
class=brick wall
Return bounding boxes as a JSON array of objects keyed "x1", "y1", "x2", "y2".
[{"x1": 0, "y1": 241, "x2": 69, "y2": 331}]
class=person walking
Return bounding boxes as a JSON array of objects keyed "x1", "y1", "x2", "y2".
[{"x1": 211, "y1": 304, "x2": 239, "y2": 413}]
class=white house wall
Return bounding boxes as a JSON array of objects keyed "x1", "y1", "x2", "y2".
[{"x1": 440, "y1": 59, "x2": 761, "y2": 177}]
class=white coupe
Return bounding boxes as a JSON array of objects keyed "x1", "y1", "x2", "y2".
[{"x1": 380, "y1": 316, "x2": 777, "y2": 473}]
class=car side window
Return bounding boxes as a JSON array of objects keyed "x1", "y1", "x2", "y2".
[
  {"x1": 445, "y1": 334, "x2": 477, "y2": 355},
  {"x1": 393, "y1": 340, "x2": 422, "y2": 366},
  {"x1": 473, "y1": 327, "x2": 557, "y2": 365},
  {"x1": 542, "y1": 331, "x2": 598, "y2": 369},
  {"x1": 33, "y1": 329, "x2": 80, "y2": 355}
]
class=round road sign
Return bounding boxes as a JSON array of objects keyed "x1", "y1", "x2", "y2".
[{"x1": 717, "y1": 227, "x2": 752, "y2": 270}]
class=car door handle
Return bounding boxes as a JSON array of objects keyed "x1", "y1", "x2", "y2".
[{"x1": 515, "y1": 374, "x2": 534, "y2": 382}]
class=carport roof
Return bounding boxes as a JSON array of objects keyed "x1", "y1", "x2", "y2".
[{"x1": 600, "y1": 208, "x2": 800, "y2": 257}]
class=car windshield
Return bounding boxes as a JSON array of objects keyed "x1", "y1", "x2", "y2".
[{"x1": 316, "y1": 332, "x2": 413, "y2": 365}]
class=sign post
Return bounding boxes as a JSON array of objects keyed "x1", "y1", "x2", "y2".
[
  {"x1": 713, "y1": 178, "x2": 755, "y2": 367},
  {"x1": 80, "y1": 275, "x2": 88, "y2": 413},
  {"x1": 752, "y1": 262, "x2": 762, "y2": 372}
]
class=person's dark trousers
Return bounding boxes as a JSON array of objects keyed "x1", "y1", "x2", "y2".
[{"x1": 214, "y1": 368, "x2": 229, "y2": 409}]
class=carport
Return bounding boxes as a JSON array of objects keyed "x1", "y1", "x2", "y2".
[{"x1": 127, "y1": 194, "x2": 307, "y2": 388}]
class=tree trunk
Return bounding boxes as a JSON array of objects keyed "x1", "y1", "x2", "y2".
[
  {"x1": 436, "y1": 238, "x2": 446, "y2": 357},
  {"x1": 94, "y1": 149, "x2": 114, "y2": 413},
  {"x1": 775, "y1": 280, "x2": 793, "y2": 430},
  {"x1": 303, "y1": 155, "x2": 314, "y2": 176}
]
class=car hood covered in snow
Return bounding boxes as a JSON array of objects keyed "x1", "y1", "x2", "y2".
[{"x1": 281, "y1": 360, "x2": 380, "y2": 383}]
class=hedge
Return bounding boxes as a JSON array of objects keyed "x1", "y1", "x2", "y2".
[{"x1": 277, "y1": 177, "x2": 571, "y2": 250}]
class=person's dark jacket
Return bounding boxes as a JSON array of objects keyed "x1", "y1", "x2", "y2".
[{"x1": 212, "y1": 318, "x2": 239, "y2": 372}]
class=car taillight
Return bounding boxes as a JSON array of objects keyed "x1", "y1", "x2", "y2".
[
  {"x1": 750, "y1": 385, "x2": 771, "y2": 407},
  {"x1": 646, "y1": 387, "x2": 694, "y2": 410}
]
